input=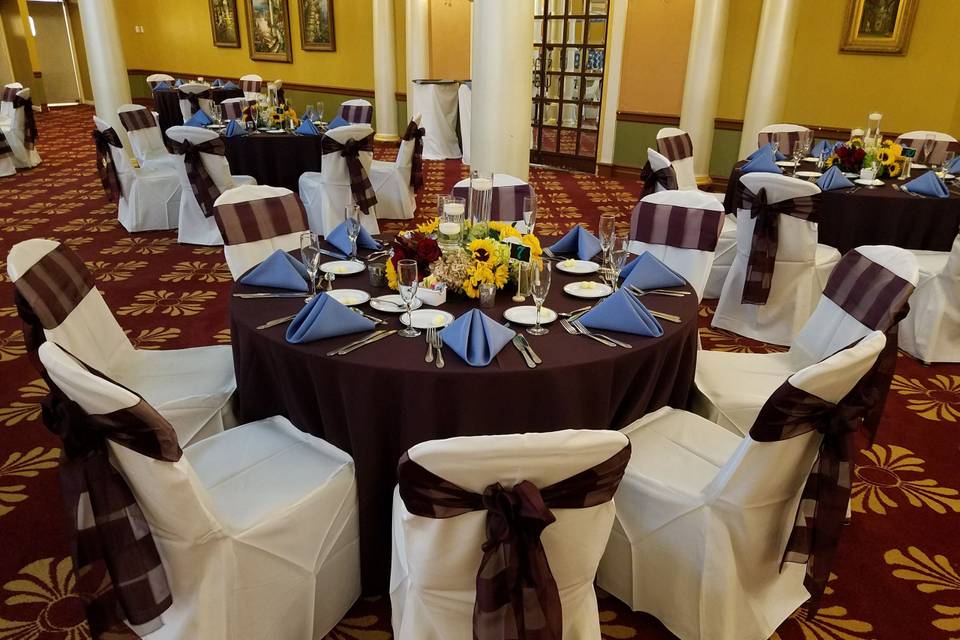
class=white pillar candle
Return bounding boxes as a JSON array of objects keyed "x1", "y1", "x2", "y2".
[
  {"x1": 470, "y1": 177, "x2": 493, "y2": 192},
  {"x1": 439, "y1": 222, "x2": 462, "y2": 235},
  {"x1": 443, "y1": 203, "x2": 465, "y2": 215}
]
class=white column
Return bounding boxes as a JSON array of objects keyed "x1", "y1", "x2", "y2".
[
  {"x1": 77, "y1": 0, "x2": 131, "y2": 137},
  {"x1": 471, "y1": 0, "x2": 534, "y2": 180},
  {"x1": 405, "y1": 0, "x2": 430, "y2": 115},
  {"x1": 737, "y1": 0, "x2": 800, "y2": 159},
  {"x1": 0, "y1": 16, "x2": 15, "y2": 85},
  {"x1": 373, "y1": 0, "x2": 399, "y2": 141},
  {"x1": 596, "y1": 0, "x2": 628, "y2": 169},
  {"x1": 678, "y1": 0, "x2": 729, "y2": 180}
]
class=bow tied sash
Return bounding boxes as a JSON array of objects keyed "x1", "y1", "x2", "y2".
[
  {"x1": 0, "y1": 130, "x2": 11, "y2": 162},
  {"x1": 12, "y1": 95, "x2": 38, "y2": 148},
  {"x1": 401, "y1": 120, "x2": 426, "y2": 191},
  {"x1": 740, "y1": 186, "x2": 821, "y2": 305},
  {"x1": 177, "y1": 88, "x2": 211, "y2": 115},
  {"x1": 639, "y1": 161, "x2": 678, "y2": 198},
  {"x1": 92, "y1": 128, "x2": 124, "y2": 202},
  {"x1": 398, "y1": 443, "x2": 630, "y2": 640},
  {"x1": 320, "y1": 132, "x2": 379, "y2": 214},
  {"x1": 168, "y1": 137, "x2": 226, "y2": 216}
]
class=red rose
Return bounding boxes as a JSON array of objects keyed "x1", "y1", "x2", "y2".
[
  {"x1": 390, "y1": 243, "x2": 407, "y2": 267},
  {"x1": 416, "y1": 238, "x2": 441, "y2": 263}
]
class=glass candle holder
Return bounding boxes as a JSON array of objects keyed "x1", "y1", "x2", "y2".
[
  {"x1": 368, "y1": 262, "x2": 387, "y2": 287},
  {"x1": 479, "y1": 283, "x2": 497, "y2": 308},
  {"x1": 437, "y1": 195, "x2": 466, "y2": 252},
  {"x1": 468, "y1": 170, "x2": 494, "y2": 227}
]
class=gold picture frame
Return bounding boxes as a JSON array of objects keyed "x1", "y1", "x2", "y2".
[
  {"x1": 298, "y1": 0, "x2": 336, "y2": 52},
  {"x1": 209, "y1": 0, "x2": 241, "y2": 48},
  {"x1": 245, "y1": 0, "x2": 293, "y2": 63},
  {"x1": 840, "y1": 0, "x2": 918, "y2": 55}
]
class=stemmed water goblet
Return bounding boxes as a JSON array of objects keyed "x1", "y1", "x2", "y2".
[
  {"x1": 940, "y1": 151, "x2": 956, "y2": 179},
  {"x1": 608, "y1": 236, "x2": 629, "y2": 290},
  {"x1": 791, "y1": 142, "x2": 805, "y2": 176},
  {"x1": 344, "y1": 205, "x2": 362, "y2": 262},
  {"x1": 397, "y1": 259, "x2": 421, "y2": 338},
  {"x1": 528, "y1": 260, "x2": 552, "y2": 336},
  {"x1": 522, "y1": 195, "x2": 538, "y2": 235},
  {"x1": 598, "y1": 213, "x2": 616, "y2": 281},
  {"x1": 299, "y1": 231, "x2": 321, "y2": 303}
]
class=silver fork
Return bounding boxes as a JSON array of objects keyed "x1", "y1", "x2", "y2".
[
  {"x1": 432, "y1": 329, "x2": 445, "y2": 368},
  {"x1": 560, "y1": 317, "x2": 615, "y2": 347},
  {"x1": 425, "y1": 327, "x2": 435, "y2": 363},
  {"x1": 572, "y1": 319, "x2": 632, "y2": 348}
]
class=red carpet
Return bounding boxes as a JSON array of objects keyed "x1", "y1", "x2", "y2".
[{"x1": 0, "y1": 105, "x2": 958, "y2": 639}]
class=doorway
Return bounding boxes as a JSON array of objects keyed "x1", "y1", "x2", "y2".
[
  {"x1": 531, "y1": 0, "x2": 609, "y2": 172},
  {"x1": 28, "y1": 0, "x2": 82, "y2": 105}
]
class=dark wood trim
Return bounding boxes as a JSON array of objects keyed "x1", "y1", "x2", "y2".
[
  {"x1": 616, "y1": 111, "x2": 679, "y2": 126},
  {"x1": 714, "y1": 117, "x2": 743, "y2": 131},
  {"x1": 616, "y1": 111, "x2": 903, "y2": 140}
]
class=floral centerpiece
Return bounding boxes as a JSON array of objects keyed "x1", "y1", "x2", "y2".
[
  {"x1": 827, "y1": 138, "x2": 904, "y2": 178},
  {"x1": 827, "y1": 138, "x2": 867, "y2": 173},
  {"x1": 875, "y1": 139, "x2": 904, "y2": 178}
]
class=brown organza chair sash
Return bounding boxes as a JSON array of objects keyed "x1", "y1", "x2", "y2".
[
  {"x1": 639, "y1": 161, "x2": 678, "y2": 198},
  {"x1": 758, "y1": 130, "x2": 801, "y2": 154},
  {"x1": 1, "y1": 85, "x2": 19, "y2": 102},
  {"x1": 12, "y1": 94, "x2": 37, "y2": 149},
  {"x1": 739, "y1": 185, "x2": 821, "y2": 305},
  {"x1": 240, "y1": 79, "x2": 262, "y2": 94},
  {"x1": 93, "y1": 127, "x2": 125, "y2": 202},
  {"x1": 401, "y1": 119, "x2": 426, "y2": 191},
  {"x1": 630, "y1": 200, "x2": 725, "y2": 251},
  {"x1": 657, "y1": 132, "x2": 693, "y2": 161},
  {"x1": 167, "y1": 137, "x2": 227, "y2": 216},
  {"x1": 397, "y1": 443, "x2": 630, "y2": 640},
  {"x1": 213, "y1": 193, "x2": 309, "y2": 245},
  {"x1": 119, "y1": 108, "x2": 159, "y2": 133},
  {"x1": 320, "y1": 132, "x2": 379, "y2": 215},
  {"x1": 177, "y1": 88, "x2": 212, "y2": 115},
  {"x1": 0, "y1": 129, "x2": 12, "y2": 161}
]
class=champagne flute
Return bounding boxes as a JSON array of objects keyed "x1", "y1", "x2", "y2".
[
  {"x1": 791, "y1": 142, "x2": 804, "y2": 176},
  {"x1": 528, "y1": 260, "x2": 552, "y2": 336},
  {"x1": 316, "y1": 101, "x2": 325, "y2": 124},
  {"x1": 398, "y1": 259, "x2": 421, "y2": 338},
  {"x1": 609, "y1": 236, "x2": 629, "y2": 290},
  {"x1": 598, "y1": 213, "x2": 616, "y2": 282},
  {"x1": 521, "y1": 194, "x2": 538, "y2": 235},
  {"x1": 299, "y1": 231, "x2": 321, "y2": 303},
  {"x1": 344, "y1": 205, "x2": 362, "y2": 262},
  {"x1": 940, "y1": 151, "x2": 955, "y2": 178}
]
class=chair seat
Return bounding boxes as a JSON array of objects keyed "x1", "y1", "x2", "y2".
[
  {"x1": 233, "y1": 174, "x2": 257, "y2": 187},
  {"x1": 910, "y1": 250, "x2": 949, "y2": 280}
]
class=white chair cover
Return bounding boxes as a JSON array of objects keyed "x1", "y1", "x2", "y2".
[
  {"x1": 390, "y1": 429, "x2": 629, "y2": 640},
  {"x1": 219, "y1": 97, "x2": 249, "y2": 121},
  {"x1": 166, "y1": 125, "x2": 256, "y2": 246},
  {"x1": 38, "y1": 341, "x2": 361, "y2": 640},
  {"x1": 213, "y1": 185, "x2": 306, "y2": 279},
  {"x1": 298, "y1": 124, "x2": 380, "y2": 236},
  {"x1": 118, "y1": 104, "x2": 179, "y2": 172},
  {"x1": 656, "y1": 127, "x2": 697, "y2": 191},
  {"x1": 0, "y1": 86, "x2": 41, "y2": 168},
  {"x1": 703, "y1": 215, "x2": 738, "y2": 299},
  {"x1": 458, "y1": 82, "x2": 471, "y2": 165},
  {"x1": 712, "y1": 173, "x2": 840, "y2": 346},
  {"x1": 0, "y1": 82, "x2": 22, "y2": 127},
  {"x1": 412, "y1": 81, "x2": 461, "y2": 160},
  {"x1": 337, "y1": 98, "x2": 373, "y2": 125},
  {"x1": 7, "y1": 238, "x2": 237, "y2": 446},
  {"x1": 178, "y1": 82, "x2": 215, "y2": 121},
  {"x1": 369, "y1": 114, "x2": 420, "y2": 220},
  {"x1": 450, "y1": 173, "x2": 534, "y2": 223},
  {"x1": 597, "y1": 331, "x2": 885, "y2": 640},
  {"x1": 627, "y1": 189, "x2": 726, "y2": 301},
  {"x1": 756, "y1": 123, "x2": 811, "y2": 157},
  {"x1": 899, "y1": 236, "x2": 960, "y2": 363},
  {"x1": 895, "y1": 130, "x2": 959, "y2": 165},
  {"x1": 239, "y1": 74, "x2": 263, "y2": 101},
  {"x1": 146, "y1": 73, "x2": 175, "y2": 88},
  {"x1": 93, "y1": 116, "x2": 180, "y2": 232}
]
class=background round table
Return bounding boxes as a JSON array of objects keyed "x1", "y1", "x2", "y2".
[
  {"x1": 723, "y1": 162, "x2": 960, "y2": 253},
  {"x1": 229, "y1": 246, "x2": 700, "y2": 593},
  {"x1": 223, "y1": 132, "x2": 324, "y2": 191},
  {"x1": 152, "y1": 86, "x2": 244, "y2": 132}
]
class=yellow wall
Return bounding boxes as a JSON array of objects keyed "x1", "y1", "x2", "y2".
[
  {"x1": 66, "y1": 0, "x2": 91, "y2": 101},
  {"x1": 1, "y1": 0, "x2": 33, "y2": 87},
  {"x1": 428, "y1": 0, "x2": 470, "y2": 80},
  {"x1": 715, "y1": 0, "x2": 761, "y2": 121}
]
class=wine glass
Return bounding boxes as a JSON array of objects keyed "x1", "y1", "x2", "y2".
[
  {"x1": 791, "y1": 141, "x2": 805, "y2": 176},
  {"x1": 344, "y1": 205, "x2": 362, "y2": 262},
  {"x1": 940, "y1": 151, "x2": 956, "y2": 179},
  {"x1": 598, "y1": 213, "x2": 616, "y2": 281},
  {"x1": 528, "y1": 260, "x2": 552, "y2": 336},
  {"x1": 316, "y1": 101, "x2": 325, "y2": 124},
  {"x1": 521, "y1": 194, "x2": 538, "y2": 235},
  {"x1": 299, "y1": 231, "x2": 321, "y2": 303},
  {"x1": 922, "y1": 135, "x2": 936, "y2": 166},
  {"x1": 608, "y1": 236, "x2": 629, "y2": 290},
  {"x1": 397, "y1": 259, "x2": 421, "y2": 338}
]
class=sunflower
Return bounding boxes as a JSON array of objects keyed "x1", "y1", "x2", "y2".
[
  {"x1": 493, "y1": 263, "x2": 510, "y2": 288},
  {"x1": 416, "y1": 217, "x2": 439, "y2": 234},
  {"x1": 888, "y1": 161, "x2": 903, "y2": 178},
  {"x1": 489, "y1": 221, "x2": 521, "y2": 240},
  {"x1": 468, "y1": 238, "x2": 499, "y2": 266},
  {"x1": 385, "y1": 258, "x2": 398, "y2": 290}
]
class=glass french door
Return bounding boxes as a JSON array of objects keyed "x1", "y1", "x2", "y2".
[{"x1": 531, "y1": 0, "x2": 609, "y2": 172}]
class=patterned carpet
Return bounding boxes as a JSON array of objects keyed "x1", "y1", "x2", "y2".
[{"x1": 1, "y1": 105, "x2": 959, "y2": 639}]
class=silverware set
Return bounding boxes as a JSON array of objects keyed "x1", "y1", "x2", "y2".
[
  {"x1": 624, "y1": 286, "x2": 684, "y2": 324},
  {"x1": 892, "y1": 183, "x2": 926, "y2": 198},
  {"x1": 235, "y1": 292, "x2": 307, "y2": 299},
  {"x1": 327, "y1": 329, "x2": 397, "y2": 356},
  {"x1": 424, "y1": 328, "x2": 444, "y2": 368},
  {"x1": 512, "y1": 333, "x2": 542, "y2": 368},
  {"x1": 257, "y1": 314, "x2": 297, "y2": 330}
]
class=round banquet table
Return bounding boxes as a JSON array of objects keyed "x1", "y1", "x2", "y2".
[
  {"x1": 223, "y1": 132, "x2": 325, "y2": 191},
  {"x1": 229, "y1": 243, "x2": 700, "y2": 593},
  {"x1": 723, "y1": 161, "x2": 960, "y2": 254},
  {"x1": 152, "y1": 87, "x2": 244, "y2": 132}
]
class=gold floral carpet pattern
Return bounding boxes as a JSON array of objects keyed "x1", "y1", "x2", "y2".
[{"x1": 0, "y1": 106, "x2": 959, "y2": 639}]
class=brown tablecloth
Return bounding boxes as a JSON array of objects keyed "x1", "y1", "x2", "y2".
[
  {"x1": 223, "y1": 132, "x2": 324, "y2": 191},
  {"x1": 229, "y1": 245, "x2": 700, "y2": 593},
  {"x1": 152, "y1": 87, "x2": 244, "y2": 132},
  {"x1": 723, "y1": 161, "x2": 960, "y2": 253}
]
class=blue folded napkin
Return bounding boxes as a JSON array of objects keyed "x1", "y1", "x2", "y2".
[
  {"x1": 812, "y1": 140, "x2": 834, "y2": 157},
  {"x1": 184, "y1": 109, "x2": 213, "y2": 127},
  {"x1": 327, "y1": 116, "x2": 350, "y2": 130},
  {"x1": 223, "y1": 81, "x2": 240, "y2": 90},
  {"x1": 152, "y1": 81, "x2": 172, "y2": 91},
  {"x1": 296, "y1": 119, "x2": 320, "y2": 136},
  {"x1": 748, "y1": 142, "x2": 786, "y2": 162},
  {"x1": 816, "y1": 165, "x2": 854, "y2": 191},
  {"x1": 439, "y1": 309, "x2": 516, "y2": 367},
  {"x1": 325, "y1": 221, "x2": 381, "y2": 256},
  {"x1": 903, "y1": 171, "x2": 950, "y2": 198},
  {"x1": 285, "y1": 293, "x2": 374, "y2": 344},
  {"x1": 578, "y1": 289, "x2": 663, "y2": 337},
  {"x1": 547, "y1": 225, "x2": 601, "y2": 260},
  {"x1": 211, "y1": 79, "x2": 223, "y2": 88},
  {"x1": 947, "y1": 156, "x2": 960, "y2": 174},
  {"x1": 174, "y1": 79, "x2": 184, "y2": 87},
  {"x1": 621, "y1": 251, "x2": 686, "y2": 290},
  {"x1": 239, "y1": 250, "x2": 308, "y2": 291},
  {"x1": 225, "y1": 119, "x2": 246, "y2": 137},
  {"x1": 741, "y1": 147, "x2": 783, "y2": 174}
]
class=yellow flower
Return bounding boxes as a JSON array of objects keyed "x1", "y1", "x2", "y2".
[
  {"x1": 888, "y1": 161, "x2": 903, "y2": 178},
  {"x1": 493, "y1": 264, "x2": 509, "y2": 288},
  {"x1": 385, "y1": 259, "x2": 398, "y2": 291},
  {"x1": 489, "y1": 221, "x2": 521, "y2": 240},
  {"x1": 416, "y1": 217, "x2": 439, "y2": 234},
  {"x1": 468, "y1": 238, "x2": 499, "y2": 266}
]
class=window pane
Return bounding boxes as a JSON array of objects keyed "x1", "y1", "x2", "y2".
[
  {"x1": 567, "y1": 19, "x2": 585, "y2": 44},
  {"x1": 584, "y1": 77, "x2": 602, "y2": 102},
  {"x1": 588, "y1": 0, "x2": 608, "y2": 15},
  {"x1": 585, "y1": 48, "x2": 605, "y2": 73},
  {"x1": 564, "y1": 47, "x2": 583, "y2": 72},
  {"x1": 549, "y1": 0, "x2": 565, "y2": 15},
  {"x1": 542, "y1": 102, "x2": 560, "y2": 126},
  {"x1": 545, "y1": 74, "x2": 561, "y2": 100},
  {"x1": 562, "y1": 75, "x2": 581, "y2": 101},
  {"x1": 560, "y1": 129, "x2": 578, "y2": 155},
  {"x1": 567, "y1": 0, "x2": 586, "y2": 14},
  {"x1": 533, "y1": 18, "x2": 543, "y2": 44},
  {"x1": 587, "y1": 18, "x2": 606, "y2": 45},
  {"x1": 561, "y1": 103, "x2": 579, "y2": 128},
  {"x1": 579, "y1": 130, "x2": 598, "y2": 157},
  {"x1": 582, "y1": 104, "x2": 600, "y2": 130},
  {"x1": 546, "y1": 46, "x2": 562, "y2": 72},
  {"x1": 546, "y1": 18, "x2": 565, "y2": 44},
  {"x1": 534, "y1": 0, "x2": 545, "y2": 16}
]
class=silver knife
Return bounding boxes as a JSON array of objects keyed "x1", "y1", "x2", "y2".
[
  {"x1": 257, "y1": 314, "x2": 297, "y2": 330},
  {"x1": 518, "y1": 335, "x2": 542, "y2": 365},
  {"x1": 337, "y1": 329, "x2": 397, "y2": 355},
  {"x1": 512, "y1": 336, "x2": 536, "y2": 368},
  {"x1": 326, "y1": 330, "x2": 385, "y2": 356},
  {"x1": 319, "y1": 248, "x2": 349, "y2": 260},
  {"x1": 234, "y1": 292, "x2": 307, "y2": 299}
]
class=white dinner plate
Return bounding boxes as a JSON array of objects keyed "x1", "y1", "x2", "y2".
[
  {"x1": 206, "y1": 124, "x2": 226, "y2": 130},
  {"x1": 944, "y1": 173, "x2": 956, "y2": 180},
  {"x1": 802, "y1": 156, "x2": 821, "y2": 163},
  {"x1": 400, "y1": 309, "x2": 454, "y2": 329},
  {"x1": 265, "y1": 129, "x2": 287, "y2": 134},
  {"x1": 503, "y1": 305, "x2": 558, "y2": 326},
  {"x1": 321, "y1": 260, "x2": 366, "y2": 275},
  {"x1": 911, "y1": 163, "x2": 928, "y2": 169},
  {"x1": 556, "y1": 259, "x2": 600, "y2": 275},
  {"x1": 370, "y1": 294, "x2": 422, "y2": 313},
  {"x1": 775, "y1": 160, "x2": 798, "y2": 167},
  {"x1": 563, "y1": 281, "x2": 613, "y2": 299},
  {"x1": 326, "y1": 289, "x2": 370, "y2": 306},
  {"x1": 854, "y1": 178, "x2": 884, "y2": 187},
  {"x1": 796, "y1": 170, "x2": 823, "y2": 178}
]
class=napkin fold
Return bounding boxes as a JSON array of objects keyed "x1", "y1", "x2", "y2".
[
  {"x1": 903, "y1": 171, "x2": 949, "y2": 198},
  {"x1": 327, "y1": 116, "x2": 350, "y2": 130},
  {"x1": 325, "y1": 221, "x2": 382, "y2": 256},
  {"x1": 741, "y1": 146, "x2": 783, "y2": 175},
  {"x1": 239, "y1": 250, "x2": 309, "y2": 291},
  {"x1": 184, "y1": 109, "x2": 213, "y2": 127},
  {"x1": 223, "y1": 81, "x2": 239, "y2": 90},
  {"x1": 296, "y1": 119, "x2": 320, "y2": 136},
  {"x1": 285, "y1": 293, "x2": 374, "y2": 344},
  {"x1": 547, "y1": 225, "x2": 601, "y2": 260},
  {"x1": 750, "y1": 142, "x2": 786, "y2": 162},
  {"x1": 812, "y1": 140, "x2": 835, "y2": 158},
  {"x1": 947, "y1": 156, "x2": 960, "y2": 174},
  {"x1": 152, "y1": 81, "x2": 172, "y2": 91},
  {"x1": 578, "y1": 289, "x2": 663, "y2": 337},
  {"x1": 816, "y1": 165, "x2": 854, "y2": 191},
  {"x1": 211, "y1": 79, "x2": 223, "y2": 88},
  {"x1": 621, "y1": 251, "x2": 686, "y2": 290},
  {"x1": 225, "y1": 119, "x2": 246, "y2": 137},
  {"x1": 174, "y1": 79, "x2": 184, "y2": 87},
  {"x1": 439, "y1": 309, "x2": 516, "y2": 367}
]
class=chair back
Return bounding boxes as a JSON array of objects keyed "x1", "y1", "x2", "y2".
[
  {"x1": 178, "y1": 82, "x2": 214, "y2": 120},
  {"x1": 1, "y1": 81, "x2": 23, "y2": 120},
  {"x1": 338, "y1": 99, "x2": 373, "y2": 125},
  {"x1": 656, "y1": 127, "x2": 697, "y2": 191},
  {"x1": 146, "y1": 73, "x2": 175, "y2": 88},
  {"x1": 320, "y1": 124, "x2": 375, "y2": 186},
  {"x1": 647, "y1": 147, "x2": 673, "y2": 192},
  {"x1": 757, "y1": 123, "x2": 811, "y2": 155},
  {"x1": 7, "y1": 238, "x2": 134, "y2": 374},
  {"x1": 895, "y1": 130, "x2": 959, "y2": 165},
  {"x1": 458, "y1": 83, "x2": 471, "y2": 164},
  {"x1": 736, "y1": 173, "x2": 821, "y2": 263},
  {"x1": 239, "y1": 74, "x2": 263, "y2": 100},
  {"x1": 93, "y1": 115, "x2": 132, "y2": 174},
  {"x1": 118, "y1": 104, "x2": 167, "y2": 164},
  {"x1": 213, "y1": 185, "x2": 308, "y2": 279},
  {"x1": 396, "y1": 113, "x2": 422, "y2": 176},
  {"x1": 166, "y1": 125, "x2": 237, "y2": 194},
  {"x1": 791, "y1": 245, "x2": 919, "y2": 366},
  {"x1": 220, "y1": 97, "x2": 248, "y2": 121}
]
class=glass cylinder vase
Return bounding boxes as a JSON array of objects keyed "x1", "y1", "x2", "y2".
[
  {"x1": 437, "y1": 195, "x2": 466, "y2": 253},
  {"x1": 468, "y1": 171, "x2": 494, "y2": 228}
]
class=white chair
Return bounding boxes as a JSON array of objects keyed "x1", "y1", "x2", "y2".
[
  {"x1": 177, "y1": 82, "x2": 215, "y2": 121},
  {"x1": 390, "y1": 429, "x2": 630, "y2": 640},
  {"x1": 8, "y1": 239, "x2": 237, "y2": 447},
  {"x1": 597, "y1": 331, "x2": 886, "y2": 640},
  {"x1": 703, "y1": 218, "x2": 738, "y2": 299},
  {"x1": 213, "y1": 185, "x2": 308, "y2": 279},
  {"x1": 412, "y1": 81, "x2": 461, "y2": 160},
  {"x1": 337, "y1": 99, "x2": 373, "y2": 125},
  {"x1": 0, "y1": 82, "x2": 22, "y2": 128},
  {"x1": 450, "y1": 173, "x2": 535, "y2": 223},
  {"x1": 239, "y1": 74, "x2": 263, "y2": 101},
  {"x1": 146, "y1": 73, "x2": 175, "y2": 88},
  {"x1": 38, "y1": 340, "x2": 361, "y2": 640},
  {"x1": 900, "y1": 235, "x2": 960, "y2": 363},
  {"x1": 755, "y1": 123, "x2": 811, "y2": 157},
  {"x1": 712, "y1": 173, "x2": 840, "y2": 346},
  {"x1": 370, "y1": 114, "x2": 421, "y2": 220},
  {"x1": 299, "y1": 124, "x2": 380, "y2": 236},
  {"x1": 220, "y1": 97, "x2": 249, "y2": 122},
  {"x1": 695, "y1": 245, "x2": 918, "y2": 436},
  {"x1": 655, "y1": 127, "x2": 699, "y2": 192},
  {"x1": 644, "y1": 147, "x2": 675, "y2": 194},
  {"x1": 166, "y1": 125, "x2": 256, "y2": 246},
  {"x1": 458, "y1": 82, "x2": 471, "y2": 165},
  {"x1": 627, "y1": 190, "x2": 726, "y2": 301},
  {"x1": 118, "y1": 104, "x2": 179, "y2": 172},
  {"x1": 895, "y1": 130, "x2": 959, "y2": 166},
  {"x1": 93, "y1": 115, "x2": 181, "y2": 233},
  {"x1": 0, "y1": 132, "x2": 15, "y2": 177},
  {"x1": 0, "y1": 86, "x2": 41, "y2": 168}
]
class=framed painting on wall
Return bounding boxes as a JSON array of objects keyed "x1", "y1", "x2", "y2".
[
  {"x1": 840, "y1": 0, "x2": 918, "y2": 55},
  {"x1": 299, "y1": 0, "x2": 336, "y2": 51},
  {"x1": 209, "y1": 0, "x2": 241, "y2": 47},
  {"x1": 245, "y1": 0, "x2": 293, "y2": 62}
]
